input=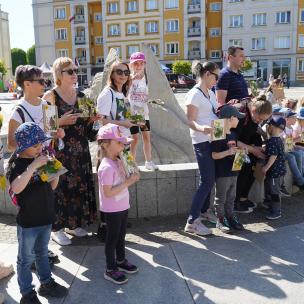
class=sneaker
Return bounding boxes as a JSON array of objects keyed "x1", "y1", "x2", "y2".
[
  {"x1": 65, "y1": 227, "x2": 88, "y2": 237},
  {"x1": 104, "y1": 269, "x2": 128, "y2": 285},
  {"x1": 20, "y1": 290, "x2": 42, "y2": 304},
  {"x1": 266, "y1": 211, "x2": 281, "y2": 220},
  {"x1": 97, "y1": 224, "x2": 107, "y2": 242},
  {"x1": 216, "y1": 218, "x2": 231, "y2": 233},
  {"x1": 227, "y1": 215, "x2": 244, "y2": 230},
  {"x1": 51, "y1": 230, "x2": 71, "y2": 246},
  {"x1": 280, "y1": 186, "x2": 291, "y2": 197},
  {"x1": 242, "y1": 200, "x2": 257, "y2": 209},
  {"x1": 260, "y1": 199, "x2": 271, "y2": 210},
  {"x1": 0, "y1": 261, "x2": 14, "y2": 279},
  {"x1": 234, "y1": 201, "x2": 253, "y2": 214},
  {"x1": 184, "y1": 218, "x2": 212, "y2": 236},
  {"x1": 200, "y1": 209, "x2": 217, "y2": 224},
  {"x1": 117, "y1": 259, "x2": 138, "y2": 274},
  {"x1": 145, "y1": 161, "x2": 158, "y2": 171},
  {"x1": 38, "y1": 279, "x2": 68, "y2": 298}
]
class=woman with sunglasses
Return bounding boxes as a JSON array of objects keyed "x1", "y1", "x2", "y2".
[
  {"x1": 43, "y1": 57, "x2": 97, "y2": 246},
  {"x1": 184, "y1": 61, "x2": 220, "y2": 236}
]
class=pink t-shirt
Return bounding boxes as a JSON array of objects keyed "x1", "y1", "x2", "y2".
[{"x1": 98, "y1": 158, "x2": 130, "y2": 213}]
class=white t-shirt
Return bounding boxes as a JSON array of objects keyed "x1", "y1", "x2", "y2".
[
  {"x1": 128, "y1": 77, "x2": 149, "y2": 120},
  {"x1": 185, "y1": 86, "x2": 218, "y2": 144}
]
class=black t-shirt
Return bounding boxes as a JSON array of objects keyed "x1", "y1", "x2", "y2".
[
  {"x1": 265, "y1": 137, "x2": 286, "y2": 178},
  {"x1": 7, "y1": 157, "x2": 55, "y2": 228},
  {"x1": 211, "y1": 132, "x2": 239, "y2": 178}
]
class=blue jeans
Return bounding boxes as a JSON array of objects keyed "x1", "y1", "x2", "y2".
[
  {"x1": 286, "y1": 151, "x2": 304, "y2": 186},
  {"x1": 189, "y1": 142, "x2": 215, "y2": 222},
  {"x1": 17, "y1": 224, "x2": 52, "y2": 295}
]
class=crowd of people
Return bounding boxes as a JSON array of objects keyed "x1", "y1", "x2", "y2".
[{"x1": 0, "y1": 46, "x2": 303, "y2": 303}]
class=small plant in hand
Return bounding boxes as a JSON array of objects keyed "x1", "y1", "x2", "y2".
[
  {"x1": 38, "y1": 156, "x2": 65, "y2": 182},
  {"x1": 77, "y1": 95, "x2": 97, "y2": 117},
  {"x1": 120, "y1": 150, "x2": 139, "y2": 177},
  {"x1": 125, "y1": 110, "x2": 145, "y2": 125}
]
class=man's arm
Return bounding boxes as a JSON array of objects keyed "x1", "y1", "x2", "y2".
[{"x1": 216, "y1": 90, "x2": 228, "y2": 106}]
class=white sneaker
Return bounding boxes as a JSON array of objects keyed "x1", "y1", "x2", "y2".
[
  {"x1": 184, "y1": 218, "x2": 212, "y2": 236},
  {"x1": 145, "y1": 161, "x2": 158, "y2": 171},
  {"x1": 51, "y1": 230, "x2": 72, "y2": 246},
  {"x1": 200, "y1": 209, "x2": 217, "y2": 224},
  {"x1": 0, "y1": 262, "x2": 14, "y2": 280},
  {"x1": 65, "y1": 227, "x2": 88, "y2": 237}
]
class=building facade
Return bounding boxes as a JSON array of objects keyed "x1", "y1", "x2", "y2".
[
  {"x1": 33, "y1": 0, "x2": 303, "y2": 85},
  {"x1": 0, "y1": 4, "x2": 12, "y2": 80}
]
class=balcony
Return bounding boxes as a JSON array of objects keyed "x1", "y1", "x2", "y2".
[
  {"x1": 188, "y1": 27, "x2": 201, "y2": 36},
  {"x1": 188, "y1": 50, "x2": 201, "y2": 60},
  {"x1": 188, "y1": 4, "x2": 201, "y2": 13},
  {"x1": 74, "y1": 14, "x2": 85, "y2": 23},
  {"x1": 78, "y1": 57, "x2": 87, "y2": 65},
  {"x1": 75, "y1": 36, "x2": 86, "y2": 44}
]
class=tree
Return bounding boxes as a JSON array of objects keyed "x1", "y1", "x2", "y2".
[
  {"x1": 11, "y1": 48, "x2": 27, "y2": 74},
  {"x1": 27, "y1": 45, "x2": 36, "y2": 65},
  {"x1": 241, "y1": 58, "x2": 253, "y2": 72},
  {"x1": 0, "y1": 60, "x2": 7, "y2": 76},
  {"x1": 172, "y1": 60, "x2": 191, "y2": 75}
]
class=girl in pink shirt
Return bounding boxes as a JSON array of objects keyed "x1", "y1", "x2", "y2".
[{"x1": 97, "y1": 123, "x2": 139, "y2": 285}]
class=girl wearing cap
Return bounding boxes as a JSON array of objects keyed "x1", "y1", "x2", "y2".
[
  {"x1": 128, "y1": 52, "x2": 157, "y2": 171},
  {"x1": 97, "y1": 123, "x2": 139, "y2": 285}
]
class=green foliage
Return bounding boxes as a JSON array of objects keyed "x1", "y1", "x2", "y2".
[
  {"x1": 11, "y1": 48, "x2": 27, "y2": 74},
  {"x1": 0, "y1": 60, "x2": 7, "y2": 76},
  {"x1": 241, "y1": 58, "x2": 253, "y2": 72},
  {"x1": 172, "y1": 61, "x2": 191, "y2": 75},
  {"x1": 26, "y1": 45, "x2": 36, "y2": 65}
]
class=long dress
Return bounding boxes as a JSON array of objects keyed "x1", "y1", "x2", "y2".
[{"x1": 53, "y1": 90, "x2": 97, "y2": 230}]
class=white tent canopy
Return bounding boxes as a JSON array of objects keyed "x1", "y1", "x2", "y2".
[{"x1": 40, "y1": 62, "x2": 52, "y2": 74}]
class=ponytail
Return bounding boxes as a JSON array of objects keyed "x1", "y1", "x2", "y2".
[{"x1": 192, "y1": 61, "x2": 218, "y2": 79}]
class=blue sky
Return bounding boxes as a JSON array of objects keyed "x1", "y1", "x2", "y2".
[{"x1": 1, "y1": 0, "x2": 34, "y2": 50}]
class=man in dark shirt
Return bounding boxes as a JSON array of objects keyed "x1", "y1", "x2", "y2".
[{"x1": 216, "y1": 46, "x2": 249, "y2": 105}]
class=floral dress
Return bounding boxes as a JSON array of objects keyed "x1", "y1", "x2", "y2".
[{"x1": 53, "y1": 90, "x2": 97, "y2": 230}]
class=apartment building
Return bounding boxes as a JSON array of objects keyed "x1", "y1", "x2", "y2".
[
  {"x1": 297, "y1": 0, "x2": 304, "y2": 83},
  {"x1": 0, "y1": 4, "x2": 12, "y2": 80}
]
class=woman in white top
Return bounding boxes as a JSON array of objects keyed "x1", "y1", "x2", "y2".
[{"x1": 184, "y1": 61, "x2": 220, "y2": 236}]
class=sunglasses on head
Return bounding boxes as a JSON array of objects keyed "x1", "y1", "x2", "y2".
[
  {"x1": 113, "y1": 69, "x2": 130, "y2": 76},
  {"x1": 29, "y1": 78, "x2": 45, "y2": 85},
  {"x1": 61, "y1": 68, "x2": 78, "y2": 75}
]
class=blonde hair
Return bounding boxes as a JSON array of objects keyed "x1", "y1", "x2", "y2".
[
  {"x1": 52, "y1": 57, "x2": 73, "y2": 86},
  {"x1": 96, "y1": 139, "x2": 112, "y2": 168}
]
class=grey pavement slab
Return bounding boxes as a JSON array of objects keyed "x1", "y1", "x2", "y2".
[{"x1": 171, "y1": 234, "x2": 304, "y2": 304}]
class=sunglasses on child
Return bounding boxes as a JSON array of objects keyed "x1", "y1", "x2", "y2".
[
  {"x1": 113, "y1": 69, "x2": 130, "y2": 76},
  {"x1": 29, "y1": 79, "x2": 46, "y2": 86},
  {"x1": 61, "y1": 69, "x2": 78, "y2": 75}
]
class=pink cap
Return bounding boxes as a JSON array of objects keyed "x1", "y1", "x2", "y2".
[
  {"x1": 97, "y1": 124, "x2": 133, "y2": 144},
  {"x1": 130, "y1": 52, "x2": 146, "y2": 63}
]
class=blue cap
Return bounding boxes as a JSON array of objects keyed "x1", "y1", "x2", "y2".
[
  {"x1": 297, "y1": 107, "x2": 304, "y2": 120},
  {"x1": 269, "y1": 116, "x2": 286, "y2": 131},
  {"x1": 272, "y1": 104, "x2": 282, "y2": 114},
  {"x1": 15, "y1": 122, "x2": 52, "y2": 153},
  {"x1": 279, "y1": 107, "x2": 297, "y2": 118}
]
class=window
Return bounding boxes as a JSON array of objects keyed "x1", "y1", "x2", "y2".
[
  {"x1": 127, "y1": 23, "x2": 138, "y2": 34},
  {"x1": 56, "y1": 49, "x2": 68, "y2": 58},
  {"x1": 127, "y1": 45, "x2": 140, "y2": 56},
  {"x1": 210, "y1": 3, "x2": 221, "y2": 11},
  {"x1": 166, "y1": 20, "x2": 179, "y2": 32},
  {"x1": 274, "y1": 36, "x2": 290, "y2": 49},
  {"x1": 210, "y1": 51, "x2": 220, "y2": 59},
  {"x1": 108, "y1": 24, "x2": 120, "y2": 36},
  {"x1": 146, "y1": 21, "x2": 158, "y2": 33},
  {"x1": 229, "y1": 15, "x2": 243, "y2": 27},
  {"x1": 299, "y1": 35, "x2": 304, "y2": 48},
  {"x1": 276, "y1": 11, "x2": 291, "y2": 24},
  {"x1": 146, "y1": 0, "x2": 157, "y2": 10},
  {"x1": 127, "y1": 1, "x2": 137, "y2": 12},
  {"x1": 96, "y1": 57, "x2": 104, "y2": 65},
  {"x1": 300, "y1": 9, "x2": 304, "y2": 23},
  {"x1": 209, "y1": 28, "x2": 221, "y2": 37},
  {"x1": 229, "y1": 39, "x2": 242, "y2": 46},
  {"x1": 108, "y1": 2, "x2": 119, "y2": 14},
  {"x1": 298, "y1": 59, "x2": 304, "y2": 72},
  {"x1": 55, "y1": 28, "x2": 67, "y2": 40},
  {"x1": 148, "y1": 43, "x2": 159, "y2": 55},
  {"x1": 229, "y1": 0, "x2": 243, "y2": 2},
  {"x1": 54, "y1": 7, "x2": 66, "y2": 19},
  {"x1": 95, "y1": 13, "x2": 102, "y2": 21},
  {"x1": 252, "y1": 13, "x2": 266, "y2": 26},
  {"x1": 165, "y1": 0, "x2": 178, "y2": 9},
  {"x1": 166, "y1": 43, "x2": 179, "y2": 54},
  {"x1": 251, "y1": 38, "x2": 265, "y2": 50},
  {"x1": 95, "y1": 36, "x2": 103, "y2": 44}
]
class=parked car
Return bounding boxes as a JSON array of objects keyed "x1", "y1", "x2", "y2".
[{"x1": 166, "y1": 73, "x2": 196, "y2": 89}]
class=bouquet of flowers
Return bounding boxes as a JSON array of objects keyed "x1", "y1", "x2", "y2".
[
  {"x1": 232, "y1": 149, "x2": 250, "y2": 171},
  {"x1": 77, "y1": 95, "x2": 97, "y2": 118},
  {"x1": 125, "y1": 107, "x2": 145, "y2": 126},
  {"x1": 38, "y1": 157, "x2": 68, "y2": 182},
  {"x1": 119, "y1": 150, "x2": 139, "y2": 177}
]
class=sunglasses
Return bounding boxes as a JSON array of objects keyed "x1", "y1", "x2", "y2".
[
  {"x1": 29, "y1": 79, "x2": 45, "y2": 85},
  {"x1": 209, "y1": 71, "x2": 219, "y2": 81},
  {"x1": 62, "y1": 69, "x2": 78, "y2": 75},
  {"x1": 113, "y1": 69, "x2": 130, "y2": 76}
]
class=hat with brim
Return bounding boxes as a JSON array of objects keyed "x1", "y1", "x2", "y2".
[
  {"x1": 279, "y1": 107, "x2": 297, "y2": 118},
  {"x1": 97, "y1": 123, "x2": 133, "y2": 144},
  {"x1": 15, "y1": 122, "x2": 52, "y2": 154},
  {"x1": 269, "y1": 116, "x2": 286, "y2": 131},
  {"x1": 219, "y1": 105, "x2": 245, "y2": 119},
  {"x1": 129, "y1": 52, "x2": 146, "y2": 64},
  {"x1": 297, "y1": 107, "x2": 304, "y2": 120}
]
